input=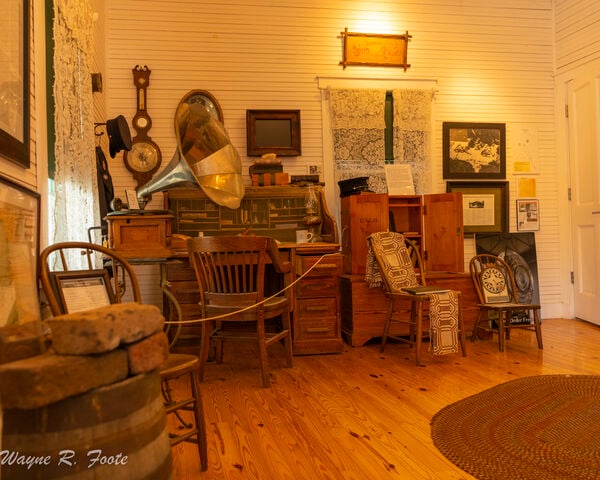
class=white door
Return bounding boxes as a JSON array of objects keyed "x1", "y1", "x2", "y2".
[{"x1": 567, "y1": 61, "x2": 600, "y2": 324}]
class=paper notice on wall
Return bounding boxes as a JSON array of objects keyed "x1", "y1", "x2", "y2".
[
  {"x1": 518, "y1": 177, "x2": 537, "y2": 198},
  {"x1": 385, "y1": 164, "x2": 415, "y2": 195}
]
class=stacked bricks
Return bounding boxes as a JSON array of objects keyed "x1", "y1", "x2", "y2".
[{"x1": 0, "y1": 302, "x2": 169, "y2": 409}]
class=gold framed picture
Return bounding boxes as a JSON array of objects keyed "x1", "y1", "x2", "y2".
[{"x1": 340, "y1": 28, "x2": 411, "y2": 70}]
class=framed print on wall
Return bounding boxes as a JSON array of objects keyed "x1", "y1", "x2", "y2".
[
  {"x1": 516, "y1": 198, "x2": 540, "y2": 231},
  {"x1": 447, "y1": 181, "x2": 509, "y2": 236},
  {"x1": 443, "y1": 122, "x2": 505, "y2": 179},
  {"x1": 0, "y1": 174, "x2": 40, "y2": 325},
  {"x1": 0, "y1": 0, "x2": 30, "y2": 168}
]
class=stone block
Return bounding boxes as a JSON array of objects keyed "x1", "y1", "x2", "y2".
[
  {"x1": 126, "y1": 331, "x2": 169, "y2": 375},
  {"x1": 0, "y1": 349, "x2": 128, "y2": 409},
  {"x1": 0, "y1": 321, "x2": 46, "y2": 364},
  {"x1": 47, "y1": 303, "x2": 164, "y2": 355}
]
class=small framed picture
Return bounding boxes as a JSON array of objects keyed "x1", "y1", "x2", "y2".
[
  {"x1": 516, "y1": 198, "x2": 540, "y2": 231},
  {"x1": 52, "y1": 270, "x2": 115, "y2": 313}
]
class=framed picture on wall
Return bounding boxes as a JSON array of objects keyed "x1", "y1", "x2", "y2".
[
  {"x1": 443, "y1": 122, "x2": 506, "y2": 179},
  {"x1": 246, "y1": 110, "x2": 301, "y2": 157},
  {"x1": 0, "y1": 0, "x2": 30, "y2": 168},
  {"x1": 447, "y1": 181, "x2": 509, "y2": 236},
  {"x1": 516, "y1": 198, "x2": 540, "y2": 231},
  {"x1": 0, "y1": 175, "x2": 40, "y2": 325}
]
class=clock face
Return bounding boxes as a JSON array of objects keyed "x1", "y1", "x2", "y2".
[
  {"x1": 127, "y1": 142, "x2": 160, "y2": 173},
  {"x1": 481, "y1": 267, "x2": 506, "y2": 294},
  {"x1": 134, "y1": 117, "x2": 149, "y2": 130}
]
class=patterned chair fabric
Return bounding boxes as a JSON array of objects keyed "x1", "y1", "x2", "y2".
[{"x1": 366, "y1": 231, "x2": 466, "y2": 362}]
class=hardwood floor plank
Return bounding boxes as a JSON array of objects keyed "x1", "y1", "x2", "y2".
[{"x1": 170, "y1": 319, "x2": 600, "y2": 479}]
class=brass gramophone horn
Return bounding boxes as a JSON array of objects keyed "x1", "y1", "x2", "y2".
[{"x1": 137, "y1": 102, "x2": 245, "y2": 209}]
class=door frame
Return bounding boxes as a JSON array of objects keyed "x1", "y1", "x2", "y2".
[{"x1": 554, "y1": 58, "x2": 600, "y2": 320}]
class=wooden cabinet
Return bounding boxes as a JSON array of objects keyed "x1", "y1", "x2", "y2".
[
  {"x1": 421, "y1": 193, "x2": 464, "y2": 273},
  {"x1": 293, "y1": 253, "x2": 344, "y2": 355},
  {"x1": 389, "y1": 192, "x2": 464, "y2": 273},
  {"x1": 340, "y1": 193, "x2": 389, "y2": 274},
  {"x1": 340, "y1": 192, "x2": 471, "y2": 347},
  {"x1": 340, "y1": 192, "x2": 463, "y2": 275}
]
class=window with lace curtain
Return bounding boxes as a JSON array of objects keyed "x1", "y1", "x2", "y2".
[
  {"x1": 48, "y1": 0, "x2": 99, "y2": 267},
  {"x1": 329, "y1": 87, "x2": 433, "y2": 195}
]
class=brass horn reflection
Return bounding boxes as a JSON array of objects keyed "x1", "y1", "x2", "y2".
[{"x1": 137, "y1": 102, "x2": 245, "y2": 209}]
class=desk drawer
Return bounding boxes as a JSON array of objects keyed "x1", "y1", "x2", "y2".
[
  {"x1": 294, "y1": 298, "x2": 338, "y2": 339},
  {"x1": 296, "y1": 254, "x2": 343, "y2": 278},
  {"x1": 297, "y1": 276, "x2": 339, "y2": 298}
]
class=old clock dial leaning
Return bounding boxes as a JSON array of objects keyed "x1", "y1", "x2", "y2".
[{"x1": 123, "y1": 65, "x2": 162, "y2": 190}]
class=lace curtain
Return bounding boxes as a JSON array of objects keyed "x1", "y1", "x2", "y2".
[
  {"x1": 329, "y1": 89, "x2": 387, "y2": 193},
  {"x1": 52, "y1": 0, "x2": 98, "y2": 253},
  {"x1": 329, "y1": 87, "x2": 433, "y2": 194},
  {"x1": 392, "y1": 89, "x2": 434, "y2": 194}
]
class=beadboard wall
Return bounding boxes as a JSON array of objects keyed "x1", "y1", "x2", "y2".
[
  {"x1": 555, "y1": 0, "x2": 600, "y2": 72},
  {"x1": 95, "y1": 0, "x2": 592, "y2": 317}
]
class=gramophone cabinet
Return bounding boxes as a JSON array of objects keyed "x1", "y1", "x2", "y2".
[{"x1": 106, "y1": 213, "x2": 174, "y2": 258}]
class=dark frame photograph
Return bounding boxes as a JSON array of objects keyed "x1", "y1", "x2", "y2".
[
  {"x1": 246, "y1": 109, "x2": 301, "y2": 157},
  {"x1": 0, "y1": 0, "x2": 30, "y2": 168},
  {"x1": 447, "y1": 181, "x2": 509, "y2": 236},
  {"x1": 53, "y1": 270, "x2": 115, "y2": 314},
  {"x1": 443, "y1": 122, "x2": 506, "y2": 179},
  {"x1": 0, "y1": 174, "x2": 40, "y2": 325}
]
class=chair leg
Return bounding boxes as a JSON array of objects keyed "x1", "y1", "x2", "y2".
[
  {"x1": 471, "y1": 309, "x2": 484, "y2": 341},
  {"x1": 533, "y1": 309, "x2": 543, "y2": 349},
  {"x1": 281, "y1": 310, "x2": 293, "y2": 367},
  {"x1": 409, "y1": 302, "x2": 417, "y2": 345},
  {"x1": 414, "y1": 300, "x2": 423, "y2": 366},
  {"x1": 215, "y1": 321, "x2": 224, "y2": 364},
  {"x1": 380, "y1": 298, "x2": 394, "y2": 353},
  {"x1": 198, "y1": 322, "x2": 211, "y2": 381},
  {"x1": 189, "y1": 368, "x2": 209, "y2": 471},
  {"x1": 256, "y1": 318, "x2": 270, "y2": 387},
  {"x1": 497, "y1": 311, "x2": 506, "y2": 352},
  {"x1": 458, "y1": 308, "x2": 467, "y2": 357}
]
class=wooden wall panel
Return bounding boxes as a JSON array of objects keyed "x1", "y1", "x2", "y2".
[{"x1": 101, "y1": 0, "x2": 567, "y2": 315}]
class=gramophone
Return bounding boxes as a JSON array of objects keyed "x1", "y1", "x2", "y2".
[
  {"x1": 137, "y1": 101, "x2": 245, "y2": 209},
  {"x1": 106, "y1": 102, "x2": 245, "y2": 258}
]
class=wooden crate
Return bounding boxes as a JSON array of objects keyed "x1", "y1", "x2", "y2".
[{"x1": 106, "y1": 214, "x2": 173, "y2": 258}]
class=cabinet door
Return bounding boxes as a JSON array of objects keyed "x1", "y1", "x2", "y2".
[{"x1": 423, "y1": 192, "x2": 464, "y2": 272}]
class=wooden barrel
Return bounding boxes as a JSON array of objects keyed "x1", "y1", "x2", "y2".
[{"x1": 2, "y1": 372, "x2": 172, "y2": 479}]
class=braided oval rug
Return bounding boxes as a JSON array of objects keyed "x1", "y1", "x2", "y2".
[{"x1": 431, "y1": 375, "x2": 600, "y2": 480}]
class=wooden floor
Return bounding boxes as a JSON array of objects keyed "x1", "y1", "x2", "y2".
[{"x1": 169, "y1": 318, "x2": 600, "y2": 479}]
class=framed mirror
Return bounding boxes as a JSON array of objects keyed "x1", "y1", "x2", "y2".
[{"x1": 178, "y1": 89, "x2": 224, "y2": 122}]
